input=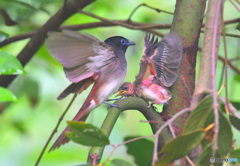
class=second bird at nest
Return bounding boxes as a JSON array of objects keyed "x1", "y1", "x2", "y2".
[{"x1": 115, "y1": 32, "x2": 183, "y2": 107}]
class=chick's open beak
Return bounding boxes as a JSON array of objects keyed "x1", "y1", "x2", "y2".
[{"x1": 114, "y1": 90, "x2": 127, "y2": 97}]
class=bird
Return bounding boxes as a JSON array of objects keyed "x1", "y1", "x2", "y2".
[
  {"x1": 116, "y1": 76, "x2": 172, "y2": 106},
  {"x1": 46, "y1": 30, "x2": 135, "y2": 151},
  {"x1": 115, "y1": 32, "x2": 182, "y2": 106}
]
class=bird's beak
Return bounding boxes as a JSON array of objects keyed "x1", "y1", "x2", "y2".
[
  {"x1": 114, "y1": 90, "x2": 127, "y2": 96},
  {"x1": 126, "y1": 41, "x2": 135, "y2": 46}
]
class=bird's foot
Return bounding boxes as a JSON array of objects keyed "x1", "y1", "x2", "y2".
[
  {"x1": 151, "y1": 103, "x2": 158, "y2": 111},
  {"x1": 106, "y1": 96, "x2": 123, "y2": 101},
  {"x1": 147, "y1": 102, "x2": 158, "y2": 110},
  {"x1": 103, "y1": 102, "x2": 120, "y2": 110}
]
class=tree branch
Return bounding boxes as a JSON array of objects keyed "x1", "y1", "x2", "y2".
[
  {"x1": 87, "y1": 97, "x2": 172, "y2": 164},
  {"x1": 0, "y1": 0, "x2": 95, "y2": 88},
  {"x1": 0, "y1": 21, "x2": 171, "y2": 48}
]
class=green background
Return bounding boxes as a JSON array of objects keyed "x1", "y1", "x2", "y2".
[{"x1": 0, "y1": 0, "x2": 239, "y2": 165}]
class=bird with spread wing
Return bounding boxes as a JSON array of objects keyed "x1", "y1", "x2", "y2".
[
  {"x1": 116, "y1": 32, "x2": 183, "y2": 106},
  {"x1": 46, "y1": 30, "x2": 135, "y2": 151}
]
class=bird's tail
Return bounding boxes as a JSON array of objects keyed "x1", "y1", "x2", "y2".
[
  {"x1": 49, "y1": 81, "x2": 99, "y2": 152},
  {"x1": 48, "y1": 107, "x2": 89, "y2": 152}
]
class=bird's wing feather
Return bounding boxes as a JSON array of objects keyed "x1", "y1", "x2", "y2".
[
  {"x1": 46, "y1": 30, "x2": 116, "y2": 83},
  {"x1": 153, "y1": 32, "x2": 183, "y2": 87},
  {"x1": 143, "y1": 32, "x2": 183, "y2": 87}
]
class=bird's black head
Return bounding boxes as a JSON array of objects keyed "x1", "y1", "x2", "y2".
[{"x1": 104, "y1": 36, "x2": 135, "y2": 54}]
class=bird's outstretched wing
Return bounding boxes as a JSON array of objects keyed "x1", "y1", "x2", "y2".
[
  {"x1": 47, "y1": 30, "x2": 116, "y2": 83},
  {"x1": 46, "y1": 30, "x2": 117, "y2": 99},
  {"x1": 141, "y1": 32, "x2": 183, "y2": 87}
]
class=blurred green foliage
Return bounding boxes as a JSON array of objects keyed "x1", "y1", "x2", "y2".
[{"x1": 0, "y1": 0, "x2": 239, "y2": 165}]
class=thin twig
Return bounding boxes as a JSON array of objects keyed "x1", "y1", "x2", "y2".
[
  {"x1": 218, "y1": 96, "x2": 240, "y2": 118},
  {"x1": 200, "y1": 30, "x2": 240, "y2": 38},
  {"x1": 211, "y1": 0, "x2": 222, "y2": 156},
  {"x1": 78, "y1": 10, "x2": 164, "y2": 37},
  {"x1": 198, "y1": 47, "x2": 240, "y2": 75},
  {"x1": 221, "y1": 10, "x2": 230, "y2": 115},
  {"x1": 0, "y1": 31, "x2": 36, "y2": 47},
  {"x1": 35, "y1": 94, "x2": 77, "y2": 166},
  {"x1": 224, "y1": 17, "x2": 240, "y2": 25},
  {"x1": 128, "y1": 3, "x2": 173, "y2": 22},
  {"x1": 152, "y1": 108, "x2": 192, "y2": 165},
  {"x1": 0, "y1": 21, "x2": 170, "y2": 48},
  {"x1": 229, "y1": 56, "x2": 240, "y2": 62},
  {"x1": 218, "y1": 56, "x2": 240, "y2": 74},
  {"x1": 230, "y1": 0, "x2": 240, "y2": 12}
]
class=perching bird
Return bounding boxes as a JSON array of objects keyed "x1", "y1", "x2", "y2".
[
  {"x1": 46, "y1": 30, "x2": 135, "y2": 151},
  {"x1": 116, "y1": 32, "x2": 182, "y2": 105},
  {"x1": 116, "y1": 76, "x2": 172, "y2": 106}
]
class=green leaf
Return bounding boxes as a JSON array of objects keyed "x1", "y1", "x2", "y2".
[
  {"x1": 0, "y1": 31, "x2": 9, "y2": 42},
  {"x1": 111, "y1": 159, "x2": 134, "y2": 166},
  {"x1": 229, "y1": 149, "x2": 240, "y2": 163},
  {"x1": 220, "y1": 100, "x2": 240, "y2": 112},
  {"x1": 183, "y1": 95, "x2": 213, "y2": 133},
  {"x1": 157, "y1": 130, "x2": 206, "y2": 165},
  {"x1": 124, "y1": 136, "x2": 153, "y2": 166},
  {"x1": 0, "y1": 86, "x2": 17, "y2": 102},
  {"x1": 237, "y1": 23, "x2": 240, "y2": 31},
  {"x1": 0, "y1": 51, "x2": 25, "y2": 75},
  {"x1": 75, "y1": 164, "x2": 93, "y2": 166},
  {"x1": 231, "y1": 101, "x2": 240, "y2": 110},
  {"x1": 230, "y1": 115, "x2": 240, "y2": 131},
  {"x1": 198, "y1": 143, "x2": 213, "y2": 166},
  {"x1": 202, "y1": 111, "x2": 233, "y2": 158},
  {"x1": 66, "y1": 121, "x2": 110, "y2": 146}
]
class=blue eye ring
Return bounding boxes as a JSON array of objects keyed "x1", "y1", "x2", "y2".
[{"x1": 121, "y1": 39, "x2": 125, "y2": 45}]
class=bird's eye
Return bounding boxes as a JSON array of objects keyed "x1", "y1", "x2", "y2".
[
  {"x1": 123, "y1": 86, "x2": 128, "y2": 90},
  {"x1": 121, "y1": 39, "x2": 125, "y2": 45}
]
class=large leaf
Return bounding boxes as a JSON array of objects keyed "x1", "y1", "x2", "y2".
[
  {"x1": 157, "y1": 130, "x2": 205, "y2": 165},
  {"x1": 202, "y1": 111, "x2": 233, "y2": 158},
  {"x1": 229, "y1": 149, "x2": 240, "y2": 163},
  {"x1": 66, "y1": 121, "x2": 110, "y2": 146},
  {"x1": 111, "y1": 159, "x2": 134, "y2": 166},
  {"x1": 0, "y1": 51, "x2": 25, "y2": 75},
  {"x1": 183, "y1": 95, "x2": 213, "y2": 133},
  {"x1": 198, "y1": 143, "x2": 213, "y2": 166},
  {"x1": 124, "y1": 136, "x2": 153, "y2": 166},
  {"x1": 229, "y1": 115, "x2": 240, "y2": 131},
  {"x1": 0, "y1": 86, "x2": 17, "y2": 102},
  {"x1": 0, "y1": 31, "x2": 9, "y2": 42}
]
